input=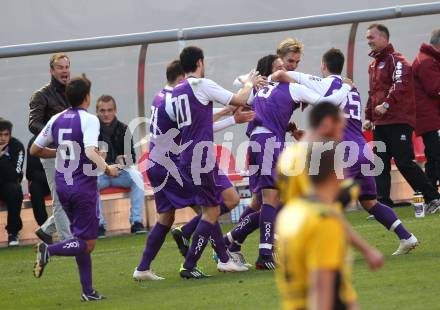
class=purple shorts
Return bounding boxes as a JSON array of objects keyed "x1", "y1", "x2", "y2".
[
  {"x1": 344, "y1": 142, "x2": 377, "y2": 200},
  {"x1": 179, "y1": 163, "x2": 232, "y2": 207},
  {"x1": 57, "y1": 182, "x2": 99, "y2": 241},
  {"x1": 214, "y1": 164, "x2": 233, "y2": 202},
  {"x1": 248, "y1": 133, "x2": 283, "y2": 194},
  {"x1": 147, "y1": 160, "x2": 195, "y2": 213}
]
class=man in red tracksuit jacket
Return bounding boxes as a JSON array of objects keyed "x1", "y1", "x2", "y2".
[
  {"x1": 364, "y1": 23, "x2": 440, "y2": 214},
  {"x1": 413, "y1": 29, "x2": 440, "y2": 192}
]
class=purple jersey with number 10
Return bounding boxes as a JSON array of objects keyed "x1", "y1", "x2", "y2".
[{"x1": 172, "y1": 79, "x2": 215, "y2": 167}]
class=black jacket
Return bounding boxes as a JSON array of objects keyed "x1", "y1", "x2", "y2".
[
  {"x1": 26, "y1": 137, "x2": 49, "y2": 185},
  {"x1": 99, "y1": 119, "x2": 136, "y2": 165},
  {"x1": 0, "y1": 137, "x2": 25, "y2": 184},
  {"x1": 28, "y1": 77, "x2": 70, "y2": 135}
]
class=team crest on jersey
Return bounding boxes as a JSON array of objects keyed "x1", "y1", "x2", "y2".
[{"x1": 378, "y1": 62, "x2": 385, "y2": 69}]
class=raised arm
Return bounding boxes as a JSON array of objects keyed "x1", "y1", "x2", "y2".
[{"x1": 290, "y1": 83, "x2": 351, "y2": 106}]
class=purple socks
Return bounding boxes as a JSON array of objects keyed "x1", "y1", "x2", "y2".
[
  {"x1": 48, "y1": 238, "x2": 87, "y2": 256},
  {"x1": 137, "y1": 223, "x2": 170, "y2": 271},
  {"x1": 181, "y1": 203, "x2": 230, "y2": 239},
  {"x1": 181, "y1": 214, "x2": 201, "y2": 239},
  {"x1": 183, "y1": 219, "x2": 212, "y2": 269},
  {"x1": 259, "y1": 204, "x2": 276, "y2": 256},
  {"x1": 239, "y1": 206, "x2": 256, "y2": 222},
  {"x1": 75, "y1": 252, "x2": 93, "y2": 295},
  {"x1": 209, "y1": 222, "x2": 229, "y2": 263},
  {"x1": 226, "y1": 211, "x2": 260, "y2": 252},
  {"x1": 48, "y1": 238, "x2": 93, "y2": 295},
  {"x1": 368, "y1": 202, "x2": 411, "y2": 240}
]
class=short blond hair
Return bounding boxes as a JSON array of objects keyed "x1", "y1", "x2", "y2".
[
  {"x1": 276, "y1": 38, "x2": 304, "y2": 58},
  {"x1": 49, "y1": 53, "x2": 70, "y2": 69}
]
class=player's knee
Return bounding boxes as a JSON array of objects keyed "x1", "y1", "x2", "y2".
[
  {"x1": 202, "y1": 206, "x2": 220, "y2": 223},
  {"x1": 158, "y1": 211, "x2": 175, "y2": 227},
  {"x1": 360, "y1": 199, "x2": 377, "y2": 210},
  {"x1": 250, "y1": 194, "x2": 261, "y2": 210},
  {"x1": 225, "y1": 192, "x2": 240, "y2": 209},
  {"x1": 86, "y1": 240, "x2": 96, "y2": 253}
]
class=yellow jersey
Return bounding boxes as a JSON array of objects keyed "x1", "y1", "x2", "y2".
[
  {"x1": 275, "y1": 198, "x2": 356, "y2": 310},
  {"x1": 276, "y1": 142, "x2": 312, "y2": 204}
]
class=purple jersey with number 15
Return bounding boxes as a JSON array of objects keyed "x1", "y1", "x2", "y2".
[
  {"x1": 323, "y1": 77, "x2": 364, "y2": 144},
  {"x1": 288, "y1": 71, "x2": 376, "y2": 198}
]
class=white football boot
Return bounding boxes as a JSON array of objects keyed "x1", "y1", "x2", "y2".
[
  {"x1": 217, "y1": 259, "x2": 249, "y2": 272},
  {"x1": 133, "y1": 268, "x2": 165, "y2": 281},
  {"x1": 392, "y1": 234, "x2": 419, "y2": 255}
]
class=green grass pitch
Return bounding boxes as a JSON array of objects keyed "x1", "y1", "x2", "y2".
[{"x1": 1, "y1": 206, "x2": 439, "y2": 310}]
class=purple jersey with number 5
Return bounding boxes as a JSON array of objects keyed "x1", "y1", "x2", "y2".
[
  {"x1": 34, "y1": 107, "x2": 101, "y2": 239},
  {"x1": 34, "y1": 107, "x2": 99, "y2": 191}
]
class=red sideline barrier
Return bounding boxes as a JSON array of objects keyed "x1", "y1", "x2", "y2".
[{"x1": 215, "y1": 144, "x2": 243, "y2": 182}]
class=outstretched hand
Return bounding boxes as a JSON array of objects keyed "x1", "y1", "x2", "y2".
[
  {"x1": 233, "y1": 106, "x2": 256, "y2": 124},
  {"x1": 342, "y1": 77, "x2": 355, "y2": 88},
  {"x1": 248, "y1": 70, "x2": 268, "y2": 90}
]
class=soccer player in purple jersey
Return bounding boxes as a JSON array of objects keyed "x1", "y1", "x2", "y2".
[
  {"x1": 134, "y1": 60, "x2": 256, "y2": 280},
  {"x1": 223, "y1": 55, "x2": 286, "y2": 266},
  {"x1": 171, "y1": 46, "x2": 266, "y2": 279},
  {"x1": 171, "y1": 105, "x2": 255, "y2": 266},
  {"x1": 31, "y1": 75, "x2": 120, "y2": 301},
  {"x1": 133, "y1": 60, "x2": 187, "y2": 281},
  {"x1": 275, "y1": 48, "x2": 418, "y2": 255},
  {"x1": 224, "y1": 54, "x2": 353, "y2": 270}
]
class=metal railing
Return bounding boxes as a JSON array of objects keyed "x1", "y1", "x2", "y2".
[{"x1": 1, "y1": 2, "x2": 439, "y2": 140}]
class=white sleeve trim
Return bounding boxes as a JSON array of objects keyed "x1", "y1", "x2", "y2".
[
  {"x1": 33, "y1": 112, "x2": 63, "y2": 148},
  {"x1": 213, "y1": 116, "x2": 236, "y2": 132},
  {"x1": 190, "y1": 78, "x2": 234, "y2": 106},
  {"x1": 79, "y1": 110, "x2": 100, "y2": 148}
]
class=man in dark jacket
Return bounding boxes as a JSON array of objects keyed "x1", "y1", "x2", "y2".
[
  {"x1": 0, "y1": 118, "x2": 24, "y2": 246},
  {"x1": 364, "y1": 24, "x2": 440, "y2": 213},
  {"x1": 26, "y1": 136, "x2": 50, "y2": 226},
  {"x1": 413, "y1": 29, "x2": 440, "y2": 193},
  {"x1": 28, "y1": 53, "x2": 72, "y2": 243},
  {"x1": 96, "y1": 95, "x2": 145, "y2": 238}
]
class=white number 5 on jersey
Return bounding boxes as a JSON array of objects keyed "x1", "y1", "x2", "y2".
[{"x1": 58, "y1": 128, "x2": 76, "y2": 160}]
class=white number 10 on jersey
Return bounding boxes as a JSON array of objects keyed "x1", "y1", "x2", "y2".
[{"x1": 172, "y1": 94, "x2": 192, "y2": 128}]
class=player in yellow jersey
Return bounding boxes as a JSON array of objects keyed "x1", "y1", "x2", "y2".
[
  {"x1": 276, "y1": 103, "x2": 384, "y2": 310},
  {"x1": 277, "y1": 144, "x2": 355, "y2": 310}
]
